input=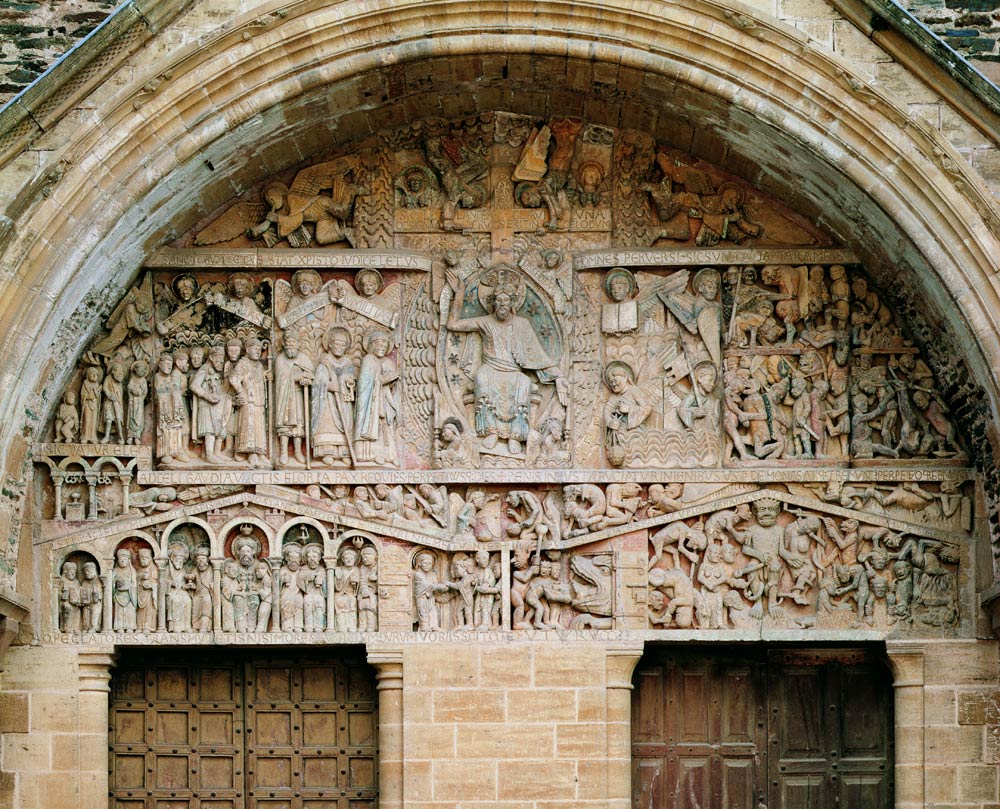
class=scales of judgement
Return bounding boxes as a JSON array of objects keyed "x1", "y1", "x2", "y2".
[{"x1": 35, "y1": 113, "x2": 971, "y2": 642}]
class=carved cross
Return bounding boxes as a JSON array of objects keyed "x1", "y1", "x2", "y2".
[{"x1": 449, "y1": 166, "x2": 548, "y2": 263}]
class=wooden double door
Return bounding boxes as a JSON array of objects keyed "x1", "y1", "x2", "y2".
[
  {"x1": 632, "y1": 647, "x2": 893, "y2": 809},
  {"x1": 109, "y1": 652, "x2": 378, "y2": 809}
]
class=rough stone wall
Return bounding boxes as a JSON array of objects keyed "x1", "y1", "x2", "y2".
[
  {"x1": 0, "y1": 0, "x2": 116, "y2": 105},
  {"x1": 752, "y1": 0, "x2": 1000, "y2": 196},
  {"x1": 916, "y1": 640, "x2": 1000, "y2": 806},
  {"x1": 0, "y1": 641, "x2": 996, "y2": 808},
  {"x1": 904, "y1": 0, "x2": 1000, "y2": 84}
]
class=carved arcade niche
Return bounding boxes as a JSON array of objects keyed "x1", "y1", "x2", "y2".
[{"x1": 33, "y1": 112, "x2": 972, "y2": 643}]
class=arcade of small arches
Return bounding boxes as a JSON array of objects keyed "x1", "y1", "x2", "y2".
[{"x1": 3, "y1": 3, "x2": 1000, "y2": 807}]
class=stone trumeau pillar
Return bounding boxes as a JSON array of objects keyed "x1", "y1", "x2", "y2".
[{"x1": 393, "y1": 640, "x2": 645, "y2": 807}]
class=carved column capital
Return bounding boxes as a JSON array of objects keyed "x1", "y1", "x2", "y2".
[
  {"x1": 78, "y1": 648, "x2": 117, "y2": 692},
  {"x1": 367, "y1": 645, "x2": 403, "y2": 690},
  {"x1": 606, "y1": 641, "x2": 645, "y2": 689},
  {"x1": 885, "y1": 641, "x2": 925, "y2": 687}
]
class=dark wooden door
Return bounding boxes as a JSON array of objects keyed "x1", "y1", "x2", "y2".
[
  {"x1": 245, "y1": 658, "x2": 377, "y2": 809},
  {"x1": 632, "y1": 651, "x2": 766, "y2": 809},
  {"x1": 632, "y1": 648, "x2": 892, "y2": 809},
  {"x1": 768, "y1": 650, "x2": 892, "y2": 808},
  {"x1": 109, "y1": 653, "x2": 377, "y2": 809},
  {"x1": 110, "y1": 658, "x2": 245, "y2": 809}
]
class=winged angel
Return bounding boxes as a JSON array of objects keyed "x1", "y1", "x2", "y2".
[
  {"x1": 601, "y1": 267, "x2": 722, "y2": 468},
  {"x1": 194, "y1": 157, "x2": 368, "y2": 248}
]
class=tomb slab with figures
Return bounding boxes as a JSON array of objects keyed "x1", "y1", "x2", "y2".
[{"x1": 33, "y1": 112, "x2": 975, "y2": 647}]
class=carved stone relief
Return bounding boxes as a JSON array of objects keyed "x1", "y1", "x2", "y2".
[
  {"x1": 35, "y1": 472, "x2": 968, "y2": 643},
  {"x1": 32, "y1": 112, "x2": 976, "y2": 647},
  {"x1": 510, "y1": 545, "x2": 614, "y2": 630},
  {"x1": 646, "y1": 492, "x2": 961, "y2": 632},
  {"x1": 49, "y1": 261, "x2": 961, "y2": 477},
  {"x1": 411, "y1": 549, "x2": 502, "y2": 632},
  {"x1": 55, "y1": 551, "x2": 102, "y2": 633}
]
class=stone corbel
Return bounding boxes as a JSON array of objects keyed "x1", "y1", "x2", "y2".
[{"x1": 0, "y1": 588, "x2": 28, "y2": 671}]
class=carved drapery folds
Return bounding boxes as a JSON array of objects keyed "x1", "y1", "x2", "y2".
[
  {"x1": 41, "y1": 476, "x2": 966, "y2": 640},
  {"x1": 33, "y1": 112, "x2": 974, "y2": 644},
  {"x1": 37, "y1": 261, "x2": 963, "y2": 477}
]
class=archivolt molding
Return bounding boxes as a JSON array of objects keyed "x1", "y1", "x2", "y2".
[{"x1": 2, "y1": 0, "x2": 1000, "y2": 593}]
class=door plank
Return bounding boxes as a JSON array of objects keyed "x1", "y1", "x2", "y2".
[{"x1": 109, "y1": 653, "x2": 377, "y2": 809}]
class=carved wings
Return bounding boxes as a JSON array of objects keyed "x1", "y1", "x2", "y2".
[
  {"x1": 154, "y1": 281, "x2": 178, "y2": 321},
  {"x1": 287, "y1": 156, "x2": 361, "y2": 199},
  {"x1": 654, "y1": 271, "x2": 699, "y2": 333},
  {"x1": 272, "y1": 279, "x2": 336, "y2": 318},
  {"x1": 272, "y1": 279, "x2": 294, "y2": 319},
  {"x1": 655, "y1": 152, "x2": 715, "y2": 196},
  {"x1": 635, "y1": 269, "x2": 690, "y2": 325},
  {"x1": 401, "y1": 280, "x2": 438, "y2": 457},
  {"x1": 193, "y1": 200, "x2": 267, "y2": 246}
]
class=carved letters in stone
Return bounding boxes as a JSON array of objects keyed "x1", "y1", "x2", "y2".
[{"x1": 35, "y1": 113, "x2": 977, "y2": 648}]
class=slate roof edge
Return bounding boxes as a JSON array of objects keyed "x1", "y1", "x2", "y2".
[
  {"x1": 835, "y1": 0, "x2": 1000, "y2": 134},
  {"x1": 0, "y1": 0, "x2": 192, "y2": 169}
]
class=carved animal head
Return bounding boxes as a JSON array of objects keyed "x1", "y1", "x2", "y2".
[{"x1": 569, "y1": 553, "x2": 612, "y2": 615}]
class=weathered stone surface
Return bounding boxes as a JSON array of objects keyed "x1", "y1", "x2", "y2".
[
  {"x1": 0, "y1": 0, "x2": 117, "y2": 104},
  {"x1": 0, "y1": 1, "x2": 999, "y2": 808}
]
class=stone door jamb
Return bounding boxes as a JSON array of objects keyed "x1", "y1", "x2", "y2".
[
  {"x1": 367, "y1": 644, "x2": 403, "y2": 809},
  {"x1": 886, "y1": 641, "x2": 925, "y2": 809},
  {"x1": 79, "y1": 647, "x2": 118, "y2": 807}
]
